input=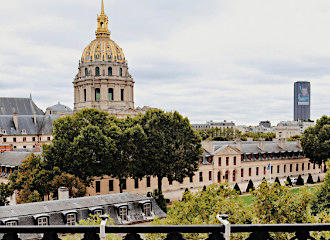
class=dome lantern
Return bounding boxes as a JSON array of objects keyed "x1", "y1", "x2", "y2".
[{"x1": 96, "y1": 0, "x2": 110, "y2": 39}]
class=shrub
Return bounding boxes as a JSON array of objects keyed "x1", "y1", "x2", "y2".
[
  {"x1": 285, "y1": 176, "x2": 292, "y2": 186},
  {"x1": 317, "y1": 176, "x2": 321, "y2": 183},
  {"x1": 296, "y1": 175, "x2": 304, "y2": 186},
  {"x1": 233, "y1": 183, "x2": 241, "y2": 195},
  {"x1": 246, "y1": 180, "x2": 255, "y2": 192},
  {"x1": 274, "y1": 177, "x2": 281, "y2": 186},
  {"x1": 307, "y1": 174, "x2": 314, "y2": 184},
  {"x1": 151, "y1": 189, "x2": 167, "y2": 213}
]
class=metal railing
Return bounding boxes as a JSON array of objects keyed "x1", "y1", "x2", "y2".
[{"x1": 0, "y1": 223, "x2": 329, "y2": 240}]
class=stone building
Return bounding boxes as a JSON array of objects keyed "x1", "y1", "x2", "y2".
[
  {"x1": 73, "y1": 0, "x2": 147, "y2": 118},
  {"x1": 45, "y1": 102, "x2": 73, "y2": 116},
  {"x1": 86, "y1": 140, "x2": 324, "y2": 200}
]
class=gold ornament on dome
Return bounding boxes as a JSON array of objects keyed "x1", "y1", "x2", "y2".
[{"x1": 81, "y1": 0, "x2": 126, "y2": 64}]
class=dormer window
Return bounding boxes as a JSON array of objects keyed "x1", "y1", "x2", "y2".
[
  {"x1": 143, "y1": 203, "x2": 152, "y2": 217},
  {"x1": 5, "y1": 221, "x2": 18, "y2": 226},
  {"x1": 119, "y1": 206, "x2": 128, "y2": 221},
  {"x1": 37, "y1": 217, "x2": 48, "y2": 226},
  {"x1": 21, "y1": 129, "x2": 26, "y2": 134},
  {"x1": 66, "y1": 213, "x2": 76, "y2": 225}
]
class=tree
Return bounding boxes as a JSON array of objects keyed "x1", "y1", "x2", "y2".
[
  {"x1": 301, "y1": 115, "x2": 330, "y2": 165},
  {"x1": 152, "y1": 189, "x2": 167, "y2": 213},
  {"x1": 246, "y1": 180, "x2": 255, "y2": 192},
  {"x1": 139, "y1": 109, "x2": 203, "y2": 192},
  {"x1": 0, "y1": 183, "x2": 13, "y2": 206},
  {"x1": 306, "y1": 174, "x2": 314, "y2": 184},
  {"x1": 274, "y1": 177, "x2": 281, "y2": 186},
  {"x1": 287, "y1": 135, "x2": 301, "y2": 141},
  {"x1": 296, "y1": 175, "x2": 304, "y2": 186},
  {"x1": 285, "y1": 176, "x2": 292, "y2": 186},
  {"x1": 51, "y1": 173, "x2": 86, "y2": 199},
  {"x1": 233, "y1": 183, "x2": 241, "y2": 195}
]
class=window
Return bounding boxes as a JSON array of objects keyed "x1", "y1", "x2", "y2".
[
  {"x1": 85, "y1": 68, "x2": 88, "y2": 76},
  {"x1": 189, "y1": 175, "x2": 193, "y2": 183},
  {"x1": 308, "y1": 163, "x2": 310, "y2": 170},
  {"x1": 277, "y1": 165, "x2": 280, "y2": 174},
  {"x1": 225, "y1": 170, "x2": 229, "y2": 180},
  {"x1": 271, "y1": 166, "x2": 273, "y2": 174},
  {"x1": 119, "y1": 206, "x2": 128, "y2": 221},
  {"x1": 95, "y1": 88, "x2": 100, "y2": 101},
  {"x1": 169, "y1": 179, "x2": 173, "y2": 185},
  {"x1": 143, "y1": 203, "x2": 152, "y2": 217},
  {"x1": 218, "y1": 157, "x2": 221, "y2": 166},
  {"x1": 284, "y1": 165, "x2": 286, "y2": 173},
  {"x1": 121, "y1": 89, "x2": 124, "y2": 101},
  {"x1": 96, "y1": 181, "x2": 100, "y2": 193},
  {"x1": 199, "y1": 172, "x2": 203, "y2": 182},
  {"x1": 296, "y1": 164, "x2": 299, "y2": 171},
  {"x1": 226, "y1": 157, "x2": 229, "y2": 166},
  {"x1": 119, "y1": 68, "x2": 123, "y2": 76},
  {"x1": 217, "y1": 171, "x2": 221, "y2": 183},
  {"x1": 108, "y1": 67, "x2": 112, "y2": 76},
  {"x1": 32, "y1": 137, "x2": 35, "y2": 142},
  {"x1": 109, "y1": 180, "x2": 113, "y2": 192},
  {"x1": 209, "y1": 171, "x2": 212, "y2": 181},
  {"x1": 241, "y1": 169, "x2": 244, "y2": 178},
  {"x1": 233, "y1": 156, "x2": 236, "y2": 165},
  {"x1": 95, "y1": 67, "x2": 100, "y2": 76},
  {"x1": 302, "y1": 163, "x2": 304, "y2": 171},
  {"x1": 134, "y1": 179, "x2": 139, "y2": 189},
  {"x1": 94, "y1": 210, "x2": 103, "y2": 215},
  {"x1": 66, "y1": 213, "x2": 76, "y2": 225},
  {"x1": 37, "y1": 217, "x2": 48, "y2": 226},
  {"x1": 146, "y1": 176, "x2": 151, "y2": 188},
  {"x1": 290, "y1": 164, "x2": 293, "y2": 172},
  {"x1": 13, "y1": 137, "x2": 16, "y2": 142},
  {"x1": 313, "y1": 163, "x2": 315, "y2": 169},
  {"x1": 256, "y1": 167, "x2": 259, "y2": 176},
  {"x1": 84, "y1": 89, "x2": 87, "y2": 101},
  {"x1": 120, "y1": 179, "x2": 127, "y2": 190},
  {"x1": 3, "y1": 138, "x2": 6, "y2": 142},
  {"x1": 233, "y1": 170, "x2": 236, "y2": 181},
  {"x1": 248, "y1": 168, "x2": 251, "y2": 177},
  {"x1": 108, "y1": 88, "x2": 114, "y2": 101},
  {"x1": 23, "y1": 137, "x2": 26, "y2": 142},
  {"x1": 47, "y1": 137, "x2": 51, "y2": 141},
  {"x1": 23, "y1": 146, "x2": 26, "y2": 149},
  {"x1": 6, "y1": 221, "x2": 17, "y2": 226},
  {"x1": 264, "y1": 166, "x2": 266, "y2": 175}
]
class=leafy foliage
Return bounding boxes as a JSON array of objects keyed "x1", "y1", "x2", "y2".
[
  {"x1": 285, "y1": 176, "x2": 292, "y2": 186},
  {"x1": 195, "y1": 127, "x2": 241, "y2": 141},
  {"x1": 233, "y1": 183, "x2": 241, "y2": 195},
  {"x1": 274, "y1": 177, "x2": 281, "y2": 186},
  {"x1": 151, "y1": 189, "x2": 167, "y2": 213},
  {"x1": 246, "y1": 180, "x2": 255, "y2": 192},
  {"x1": 301, "y1": 115, "x2": 330, "y2": 165},
  {"x1": 0, "y1": 183, "x2": 13, "y2": 206},
  {"x1": 296, "y1": 175, "x2": 304, "y2": 186}
]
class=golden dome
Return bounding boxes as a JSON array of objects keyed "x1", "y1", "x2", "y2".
[
  {"x1": 81, "y1": 38, "x2": 125, "y2": 64},
  {"x1": 81, "y1": 0, "x2": 126, "y2": 64}
]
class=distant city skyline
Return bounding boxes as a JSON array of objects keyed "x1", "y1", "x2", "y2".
[{"x1": 0, "y1": 0, "x2": 329, "y2": 125}]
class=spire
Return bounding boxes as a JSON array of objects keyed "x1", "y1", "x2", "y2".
[{"x1": 96, "y1": 0, "x2": 110, "y2": 38}]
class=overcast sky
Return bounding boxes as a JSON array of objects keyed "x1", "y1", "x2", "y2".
[{"x1": 0, "y1": 0, "x2": 329, "y2": 125}]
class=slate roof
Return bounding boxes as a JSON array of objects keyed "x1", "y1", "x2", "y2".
[
  {"x1": 0, "y1": 193, "x2": 152, "y2": 219},
  {"x1": 0, "y1": 151, "x2": 41, "y2": 167},
  {"x1": 211, "y1": 141, "x2": 301, "y2": 154},
  {"x1": 0, "y1": 98, "x2": 44, "y2": 115},
  {"x1": 0, "y1": 115, "x2": 58, "y2": 135},
  {"x1": 46, "y1": 103, "x2": 72, "y2": 113}
]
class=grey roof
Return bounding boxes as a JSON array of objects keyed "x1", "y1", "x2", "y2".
[
  {"x1": 0, "y1": 151, "x2": 41, "y2": 167},
  {"x1": 0, "y1": 193, "x2": 150, "y2": 219},
  {"x1": 46, "y1": 102, "x2": 72, "y2": 113},
  {"x1": 0, "y1": 98, "x2": 44, "y2": 115},
  {"x1": 211, "y1": 141, "x2": 301, "y2": 154},
  {"x1": 0, "y1": 115, "x2": 58, "y2": 135}
]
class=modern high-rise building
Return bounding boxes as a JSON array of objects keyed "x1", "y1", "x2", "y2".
[{"x1": 294, "y1": 81, "x2": 310, "y2": 121}]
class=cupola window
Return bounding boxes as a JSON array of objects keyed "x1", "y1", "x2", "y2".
[
  {"x1": 95, "y1": 88, "x2": 101, "y2": 101},
  {"x1": 108, "y1": 88, "x2": 114, "y2": 101},
  {"x1": 108, "y1": 67, "x2": 112, "y2": 76},
  {"x1": 95, "y1": 67, "x2": 100, "y2": 76},
  {"x1": 121, "y1": 89, "x2": 124, "y2": 101},
  {"x1": 85, "y1": 68, "x2": 88, "y2": 76},
  {"x1": 119, "y1": 68, "x2": 123, "y2": 77},
  {"x1": 84, "y1": 89, "x2": 87, "y2": 102}
]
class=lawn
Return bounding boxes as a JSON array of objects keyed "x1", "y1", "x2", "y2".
[{"x1": 240, "y1": 184, "x2": 319, "y2": 205}]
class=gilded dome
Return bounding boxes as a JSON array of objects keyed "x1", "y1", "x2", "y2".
[
  {"x1": 81, "y1": 38, "x2": 125, "y2": 64},
  {"x1": 81, "y1": 0, "x2": 126, "y2": 64}
]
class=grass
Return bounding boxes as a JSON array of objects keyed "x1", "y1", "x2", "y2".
[{"x1": 239, "y1": 184, "x2": 319, "y2": 205}]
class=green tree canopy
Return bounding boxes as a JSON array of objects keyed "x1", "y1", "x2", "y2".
[
  {"x1": 139, "y1": 109, "x2": 203, "y2": 191},
  {"x1": 0, "y1": 183, "x2": 13, "y2": 206},
  {"x1": 301, "y1": 115, "x2": 330, "y2": 165}
]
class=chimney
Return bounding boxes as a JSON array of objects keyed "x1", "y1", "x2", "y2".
[
  {"x1": 278, "y1": 138, "x2": 286, "y2": 150},
  {"x1": 58, "y1": 187, "x2": 69, "y2": 200},
  {"x1": 258, "y1": 138, "x2": 265, "y2": 151},
  {"x1": 33, "y1": 112, "x2": 37, "y2": 125},
  {"x1": 202, "y1": 141, "x2": 214, "y2": 154},
  {"x1": 13, "y1": 112, "x2": 18, "y2": 130},
  {"x1": 234, "y1": 138, "x2": 242, "y2": 151}
]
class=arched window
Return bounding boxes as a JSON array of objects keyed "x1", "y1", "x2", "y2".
[
  {"x1": 108, "y1": 88, "x2": 113, "y2": 101},
  {"x1": 119, "y1": 68, "x2": 123, "y2": 76},
  {"x1": 95, "y1": 67, "x2": 100, "y2": 76},
  {"x1": 108, "y1": 67, "x2": 112, "y2": 76},
  {"x1": 84, "y1": 89, "x2": 87, "y2": 102},
  {"x1": 95, "y1": 88, "x2": 100, "y2": 101},
  {"x1": 225, "y1": 170, "x2": 229, "y2": 181},
  {"x1": 85, "y1": 68, "x2": 88, "y2": 76},
  {"x1": 217, "y1": 171, "x2": 221, "y2": 183}
]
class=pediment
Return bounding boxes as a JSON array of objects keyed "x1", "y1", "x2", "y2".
[{"x1": 214, "y1": 145, "x2": 241, "y2": 155}]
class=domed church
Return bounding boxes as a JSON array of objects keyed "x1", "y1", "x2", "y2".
[{"x1": 73, "y1": 0, "x2": 148, "y2": 118}]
